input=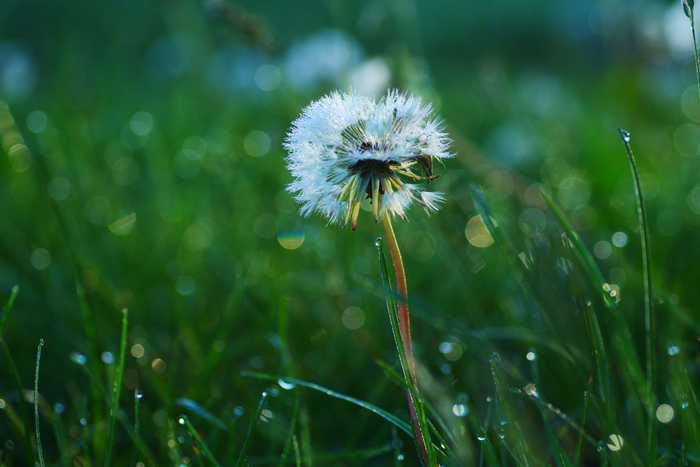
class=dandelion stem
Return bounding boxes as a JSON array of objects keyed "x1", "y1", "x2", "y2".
[
  {"x1": 380, "y1": 216, "x2": 415, "y2": 379},
  {"x1": 380, "y1": 215, "x2": 430, "y2": 467}
]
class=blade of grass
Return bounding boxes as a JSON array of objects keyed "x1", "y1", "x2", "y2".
[
  {"x1": 179, "y1": 414, "x2": 221, "y2": 467},
  {"x1": 165, "y1": 417, "x2": 183, "y2": 464},
  {"x1": 490, "y1": 353, "x2": 530, "y2": 466},
  {"x1": 292, "y1": 435, "x2": 301, "y2": 467},
  {"x1": 35, "y1": 339, "x2": 45, "y2": 467},
  {"x1": 106, "y1": 308, "x2": 128, "y2": 467},
  {"x1": 682, "y1": 0, "x2": 700, "y2": 116},
  {"x1": 582, "y1": 304, "x2": 614, "y2": 424},
  {"x1": 299, "y1": 405, "x2": 313, "y2": 467},
  {"x1": 278, "y1": 388, "x2": 301, "y2": 467},
  {"x1": 176, "y1": 398, "x2": 227, "y2": 431},
  {"x1": 471, "y1": 185, "x2": 574, "y2": 362},
  {"x1": 540, "y1": 191, "x2": 616, "y2": 309},
  {"x1": 129, "y1": 390, "x2": 142, "y2": 467},
  {"x1": 0, "y1": 338, "x2": 35, "y2": 466},
  {"x1": 475, "y1": 426, "x2": 498, "y2": 467},
  {"x1": 510, "y1": 389, "x2": 603, "y2": 459},
  {"x1": 574, "y1": 377, "x2": 593, "y2": 467},
  {"x1": 72, "y1": 347, "x2": 157, "y2": 463},
  {"x1": 242, "y1": 371, "x2": 412, "y2": 436},
  {"x1": 618, "y1": 128, "x2": 656, "y2": 464},
  {"x1": 525, "y1": 350, "x2": 572, "y2": 467},
  {"x1": 236, "y1": 389, "x2": 271, "y2": 467},
  {"x1": 542, "y1": 187, "x2": 645, "y2": 435},
  {"x1": 0, "y1": 284, "x2": 19, "y2": 338}
]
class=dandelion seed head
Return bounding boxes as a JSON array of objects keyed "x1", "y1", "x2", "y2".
[{"x1": 285, "y1": 90, "x2": 452, "y2": 229}]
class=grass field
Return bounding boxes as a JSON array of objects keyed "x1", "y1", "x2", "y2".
[{"x1": 2, "y1": 0, "x2": 700, "y2": 465}]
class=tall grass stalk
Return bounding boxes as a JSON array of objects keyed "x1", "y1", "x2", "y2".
[
  {"x1": 34, "y1": 339, "x2": 45, "y2": 467},
  {"x1": 618, "y1": 128, "x2": 657, "y2": 463},
  {"x1": 106, "y1": 308, "x2": 128, "y2": 467},
  {"x1": 682, "y1": 0, "x2": 700, "y2": 113},
  {"x1": 1, "y1": 339, "x2": 35, "y2": 466},
  {"x1": 179, "y1": 415, "x2": 221, "y2": 467},
  {"x1": 236, "y1": 389, "x2": 271, "y2": 467},
  {"x1": 0, "y1": 285, "x2": 19, "y2": 338}
]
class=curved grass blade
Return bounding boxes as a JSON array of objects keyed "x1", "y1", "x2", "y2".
[
  {"x1": 242, "y1": 371, "x2": 412, "y2": 436},
  {"x1": 510, "y1": 388, "x2": 607, "y2": 461},
  {"x1": 35, "y1": 339, "x2": 45, "y2": 467},
  {"x1": 583, "y1": 305, "x2": 614, "y2": 423},
  {"x1": 490, "y1": 354, "x2": 531, "y2": 466},
  {"x1": 236, "y1": 389, "x2": 271, "y2": 467},
  {"x1": 574, "y1": 377, "x2": 593, "y2": 467},
  {"x1": 682, "y1": 0, "x2": 700, "y2": 115},
  {"x1": 0, "y1": 285, "x2": 19, "y2": 338},
  {"x1": 180, "y1": 414, "x2": 221, "y2": 466},
  {"x1": 542, "y1": 179, "x2": 644, "y2": 432},
  {"x1": 540, "y1": 191, "x2": 616, "y2": 309},
  {"x1": 0, "y1": 338, "x2": 35, "y2": 466},
  {"x1": 106, "y1": 308, "x2": 129, "y2": 467},
  {"x1": 618, "y1": 128, "x2": 656, "y2": 463},
  {"x1": 129, "y1": 389, "x2": 142, "y2": 467},
  {"x1": 526, "y1": 350, "x2": 572, "y2": 467},
  {"x1": 176, "y1": 398, "x2": 227, "y2": 431},
  {"x1": 278, "y1": 388, "x2": 301, "y2": 467},
  {"x1": 471, "y1": 185, "x2": 573, "y2": 361},
  {"x1": 71, "y1": 345, "x2": 157, "y2": 463}
]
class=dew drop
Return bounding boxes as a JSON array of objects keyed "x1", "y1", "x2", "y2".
[
  {"x1": 618, "y1": 128, "x2": 631, "y2": 143},
  {"x1": 656, "y1": 404, "x2": 675, "y2": 423},
  {"x1": 606, "y1": 433, "x2": 624, "y2": 451},
  {"x1": 278, "y1": 378, "x2": 296, "y2": 390},
  {"x1": 178, "y1": 418, "x2": 185, "y2": 425},
  {"x1": 375, "y1": 237, "x2": 382, "y2": 247},
  {"x1": 452, "y1": 403, "x2": 468, "y2": 417}
]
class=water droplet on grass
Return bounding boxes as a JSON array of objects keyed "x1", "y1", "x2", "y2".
[
  {"x1": 452, "y1": 403, "x2": 467, "y2": 417},
  {"x1": 606, "y1": 433, "x2": 624, "y2": 451},
  {"x1": 278, "y1": 378, "x2": 296, "y2": 390},
  {"x1": 656, "y1": 404, "x2": 675, "y2": 423}
]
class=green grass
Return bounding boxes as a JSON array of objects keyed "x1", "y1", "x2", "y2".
[{"x1": 2, "y1": 0, "x2": 700, "y2": 465}]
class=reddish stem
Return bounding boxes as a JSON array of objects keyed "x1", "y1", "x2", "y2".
[{"x1": 381, "y1": 215, "x2": 429, "y2": 466}]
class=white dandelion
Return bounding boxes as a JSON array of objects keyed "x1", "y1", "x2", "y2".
[{"x1": 284, "y1": 89, "x2": 453, "y2": 230}]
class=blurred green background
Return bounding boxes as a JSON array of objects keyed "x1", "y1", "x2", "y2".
[{"x1": 2, "y1": 0, "x2": 699, "y2": 464}]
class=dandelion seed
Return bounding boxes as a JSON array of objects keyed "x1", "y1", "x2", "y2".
[{"x1": 284, "y1": 89, "x2": 452, "y2": 229}]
